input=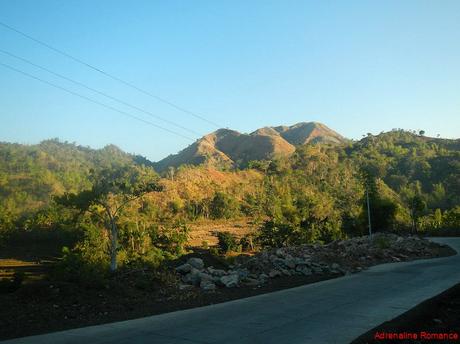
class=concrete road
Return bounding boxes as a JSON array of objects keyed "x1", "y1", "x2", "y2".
[{"x1": 3, "y1": 238, "x2": 460, "y2": 344}]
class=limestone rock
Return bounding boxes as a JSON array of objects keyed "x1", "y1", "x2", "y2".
[
  {"x1": 182, "y1": 268, "x2": 201, "y2": 285},
  {"x1": 200, "y1": 279, "x2": 216, "y2": 291},
  {"x1": 187, "y1": 257, "x2": 205, "y2": 270},
  {"x1": 220, "y1": 274, "x2": 239, "y2": 288},
  {"x1": 175, "y1": 263, "x2": 192, "y2": 274}
]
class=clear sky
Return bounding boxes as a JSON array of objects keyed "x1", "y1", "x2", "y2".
[{"x1": 1, "y1": 0, "x2": 459, "y2": 161}]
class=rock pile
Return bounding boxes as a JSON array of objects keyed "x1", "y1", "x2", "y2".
[
  {"x1": 176, "y1": 234, "x2": 451, "y2": 291},
  {"x1": 175, "y1": 258, "x2": 243, "y2": 291}
]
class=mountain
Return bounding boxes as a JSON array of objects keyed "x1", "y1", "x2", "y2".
[
  {"x1": 271, "y1": 122, "x2": 345, "y2": 145},
  {"x1": 1, "y1": 130, "x2": 458, "y2": 237},
  {"x1": 154, "y1": 122, "x2": 345, "y2": 171}
]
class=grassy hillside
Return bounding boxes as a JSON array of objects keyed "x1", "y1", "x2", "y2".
[
  {"x1": 0, "y1": 130, "x2": 458, "y2": 249},
  {"x1": 154, "y1": 122, "x2": 345, "y2": 171}
]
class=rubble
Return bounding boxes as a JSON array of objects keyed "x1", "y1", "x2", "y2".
[{"x1": 175, "y1": 234, "x2": 451, "y2": 291}]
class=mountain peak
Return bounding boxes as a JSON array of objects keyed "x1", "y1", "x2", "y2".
[
  {"x1": 272, "y1": 122, "x2": 345, "y2": 145},
  {"x1": 155, "y1": 122, "x2": 345, "y2": 171}
]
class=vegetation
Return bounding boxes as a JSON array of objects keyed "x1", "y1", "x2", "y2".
[
  {"x1": 0, "y1": 130, "x2": 459, "y2": 283},
  {"x1": 216, "y1": 231, "x2": 240, "y2": 253},
  {"x1": 56, "y1": 166, "x2": 163, "y2": 271}
]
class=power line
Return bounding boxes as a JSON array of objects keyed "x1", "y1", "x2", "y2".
[
  {"x1": 0, "y1": 49, "x2": 202, "y2": 137},
  {"x1": 0, "y1": 21, "x2": 223, "y2": 129},
  {"x1": 0, "y1": 62, "x2": 195, "y2": 142}
]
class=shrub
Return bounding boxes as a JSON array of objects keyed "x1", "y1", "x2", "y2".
[
  {"x1": 209, "y1": 246, "x2": 220, "y2": 257},
  {"x1": 125, "y1": 247, "x2": 167, "y2": 269},
  {"x1": 443, "y1": 206, "x2": 460, "y2": 230},
  {"x1": 239, "y1": 234, "x2": 255, "y2": 251},
  {"x1": 210, "y1": 192, "x2": 240, "y2": 219},
  {"x1": 216, "y1": 231, "x2": 239, "y2": 253},
  {"x1": 52, "y1": 246, "x2": 108, "y2": 289},
  {"x1": 257, "y1": 220, "x2": 296, "y2": 248},
  {"x1": 153, "y1": 221, "x2": 189, "y2": 256}
]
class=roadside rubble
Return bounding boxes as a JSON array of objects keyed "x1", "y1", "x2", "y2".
[{"x1": 175, "y1": 233, "x2": 452, "y2": 291}]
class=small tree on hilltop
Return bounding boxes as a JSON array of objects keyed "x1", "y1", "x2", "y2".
[{"x1": 57, "y1": 165, "x2": 163, "y2": 271}]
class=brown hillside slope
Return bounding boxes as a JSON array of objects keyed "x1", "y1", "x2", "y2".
[
  {"x1": 154, "y1": 122, "x2": 345, "y2": 171},
  {"x1": 272, "y1": 122, "x2": 345, "y2": 145}
]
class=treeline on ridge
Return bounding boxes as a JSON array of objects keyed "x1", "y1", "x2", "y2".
[{"x1": 0, "y1": 130, "x2": 459, "y2": 275}]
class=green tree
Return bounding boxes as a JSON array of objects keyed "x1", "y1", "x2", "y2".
[
  {"x1": 409, "y1": 195, "x2": 427, "y2": 233},
  {"x1": 210, "y1": 191, "x2": 239, "y2": 219},
  {"x1": 57, "y1": 166, "x2": 162, "y2": 271}
]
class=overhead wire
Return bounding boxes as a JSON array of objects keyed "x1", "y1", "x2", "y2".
[
  {"x1": 0, "y1": 48, "x2": 202, "y2": 137},
  {"x1": 0, "y1": 62, "x2": 196, "y2": 142},
  {"x1": 0, "y1": 21, "x2": 223, "y2": 129}
]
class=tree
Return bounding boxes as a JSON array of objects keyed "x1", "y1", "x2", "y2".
[
  {"x1": 409, "y1": 195, "x2": 426, "y2": 234},
  {"x1": 360, "y1": 168, "x2": 377, "y2": 235},
  {"x1": 210, "y1": 191, "x2": 239, "y2": 219},
  {"x1": 360, "y1": 169, "x2": 398, "y2": 233},
  {"x1": 57, "y1": 165, "x2": 163, "y2": 271}
]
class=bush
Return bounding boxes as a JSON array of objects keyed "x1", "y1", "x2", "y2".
[
  {"x1": 123, "y1": 247, "x2": 167, "y2": 269},
  {"x1": 153, "y1": 221, "x2": 189, "y2": 256},
  {"x1": 216, "y1": 231, "x2": 240, "y2": 253},
  {"x1": 210, "y1": 192, "x2": 240, "y2": 219},
  {"x1": 209, "y1": 246, "x2": 220, "y2": 257},
  {"x1": 239, "y1": 234, "x2": 255, "y2": 251},
  {"x1": 52, "y1": 246, "x2": 108, "y2": 289},
  {"x1": 257, "y1": 218, "x2": 342, "y2": 248},
  {"x1": 257, "y1": 221, "x2": 296, "y2": 248},
  {"x1": 443, "y1": 207, "x2": 460, "y2": 230}
]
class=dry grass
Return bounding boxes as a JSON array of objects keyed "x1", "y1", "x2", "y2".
[
  {"x1": 187, "y1": 218, "x2": 258, "y2": 247},
  {"x1": 0, "y1": 258, "x2": 50, "y2": 282}
]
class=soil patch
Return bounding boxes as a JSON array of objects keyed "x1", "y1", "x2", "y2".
[{"x1": 0, "y1": 269, "x2": 338, "y2": 340}]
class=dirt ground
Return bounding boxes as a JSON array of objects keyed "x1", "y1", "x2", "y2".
[
  {"x1": 0, "y1": 252, "x2": 340, "y2": 340},
  {"x1": 0, "y1": 230, "x2": 68, "y2": 282}
]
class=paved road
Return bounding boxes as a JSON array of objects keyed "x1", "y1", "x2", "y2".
[{"x1": 3, "y1": 238, "x2": 460, "y2": 344}]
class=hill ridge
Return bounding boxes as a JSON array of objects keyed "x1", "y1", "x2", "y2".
[{"x1": 154, "y1": 122, "x2": 345, "y2": 171}]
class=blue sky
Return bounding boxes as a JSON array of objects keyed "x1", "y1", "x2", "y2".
[{"x1": 1, "y1": 0, "x2": 459, "y2": 161}]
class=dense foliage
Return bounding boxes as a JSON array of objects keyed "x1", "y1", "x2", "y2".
[{"x1": 1, "y1": 130, "x2": 459, "y2": 261}]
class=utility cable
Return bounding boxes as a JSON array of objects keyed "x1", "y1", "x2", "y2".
[
  {"x1": 0, "y1": 21, "x2": 223, "y2": 129},
  {"x1": 0, "y1": 49, "x2": 202, "y2": 137},
  {"x1": 0, "y1": 62, "x2": 195, "y2": 142}
]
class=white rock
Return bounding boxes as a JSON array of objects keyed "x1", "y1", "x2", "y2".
[
  {"x1": 187, "y1": 257, "x2": 205, "y2": 270},
  {"x1": 182, "y1": 267, "x2": 201, "y2": 285},
  {"x1": 208, "y1": 268, "x2": 227, "y2": 277},
  {"x1": 175, "y1": 263, "x2": 192, "y2": 274},
  {"x1": 296, "y1": 266, "x2": 312, "y2": 276},
  {"x1": 200, "y1": 280, "x2": 216, "y2": 291},
  {"x1": 220, "y1": 274, "x2": 239, "y2": 288},
  {"x1": 178, "y1": 284, "x2": 194, "y2": 291}
]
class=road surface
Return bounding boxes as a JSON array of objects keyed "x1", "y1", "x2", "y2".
[{"x1": 3, "y1": 237, "x2": 460, "y2": 344}]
